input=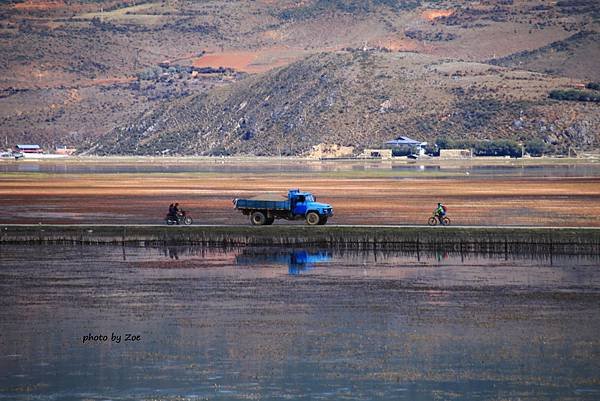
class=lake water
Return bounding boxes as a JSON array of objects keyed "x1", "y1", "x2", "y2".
[
  {"x1": 1, "y1": 245, "x2": 599, "y2": 400},
  {"x1": 2, "y1": 159, "x2": 600, "y2": 178}
]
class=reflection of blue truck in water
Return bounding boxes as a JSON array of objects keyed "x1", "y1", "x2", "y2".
[
  {"x1": 236, "y1": 249, "x2": 332, "y2": 275},
  {"x1": 233, "y1": 189, "x2": 334, "y2": 225},
  {"x1": 287, "y1": 250, "x2": 332, "y2": 275}
]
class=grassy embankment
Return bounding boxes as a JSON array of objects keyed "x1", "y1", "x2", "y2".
[{"x1": 2, "y1": 225, "x2": 599, "y2": 254}]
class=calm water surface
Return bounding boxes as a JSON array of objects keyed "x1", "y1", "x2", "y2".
[
  {"x1": 1, "y1": 160, "x2": 599, "y2": 177},
  {"x1": 1, "y1": 245, "x2": 599, "y2": 400}
]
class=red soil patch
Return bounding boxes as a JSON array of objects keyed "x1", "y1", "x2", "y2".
[
  {"x1": 192, "y1": 48, "x2": 302, "y2": 74},
  {"x1": 14, "y1": 0, "x2": 65, "y2": 11},
  {"x1": 376, "y1": 36, "x2": 421, "y2": 52},
  {"x1": 422, "y1": 9, "x2": 454, "y2": 21},
  {"x1": 193, "y1": 52, "x2": 258, "y2": 72}
]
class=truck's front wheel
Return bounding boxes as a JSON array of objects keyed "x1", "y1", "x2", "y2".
[
  {"x1": 251, "y1": 211, "x2": 267, "y2": 226},
  {"x1": 306, "y1": 212, "x2": 320, "y2": 225}
]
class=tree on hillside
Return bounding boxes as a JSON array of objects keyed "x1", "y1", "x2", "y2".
[
  {"x1": 435, "y1": 136, "x2": 451, "y2": 149},
  {"x1": 525, "y1": 139, "x2": 548, "y2": 157}
]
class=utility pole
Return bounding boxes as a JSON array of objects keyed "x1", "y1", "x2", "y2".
[{"x1": 521, "y1": 143, "x2": 524, "y2": 158}]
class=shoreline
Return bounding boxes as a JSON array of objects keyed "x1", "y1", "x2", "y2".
[
  {"x1": 1, "y1": 154, "x2": 599, "y2": 165},
  {"x1": 2, "y1": 225, "x2": 599, "y2": 254}
]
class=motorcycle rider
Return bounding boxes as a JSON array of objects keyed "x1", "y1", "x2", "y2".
[
  {"x1": 166, "y1": 202, "x2": 192, "y2": 225},
  {"x1": 167, "y1": 203, "x2": 177, "y2": 223}
]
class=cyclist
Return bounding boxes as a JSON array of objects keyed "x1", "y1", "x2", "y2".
[{"x1": 434, "y1": 202, "x2": 447, "y2": 224}]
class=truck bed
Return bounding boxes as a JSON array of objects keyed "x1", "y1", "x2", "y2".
[{"x1": 234, "y1": 198, "x2": 290, "y2": 210}]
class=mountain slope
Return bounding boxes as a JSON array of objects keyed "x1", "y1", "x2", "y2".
[
  {"x1": 3, "y1": 0, "x2": 600, "y2": 152},
  {"x1": 490, "y1": 31, "x2": 600, "y2": 81},
  {"x1": 91, "y1": 50, "x2": 599, "y2": 156}
]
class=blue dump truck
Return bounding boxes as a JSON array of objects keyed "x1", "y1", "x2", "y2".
[{"x1": 233, "y1": 189, "x2": 334, "y2": 225}]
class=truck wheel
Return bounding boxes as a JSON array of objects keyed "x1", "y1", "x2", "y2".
[
  {"x1": 265, "y1": 217, "x2": 275, "y2": 225},
  {"x1": 318, "y1": 216, "x2": 328, "y2": 225},
  {"x1": 306, "y1": 212, "x2": 320, "y2": 225},
  {"x1": 250, "y1": 211, "x2": 267, "y2": 226}
]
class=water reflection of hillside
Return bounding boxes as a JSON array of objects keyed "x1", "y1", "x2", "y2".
[
  {"x1": 121, "y1": 245, "x2": 600, "y2": 288},
  {"x1": 10, "y1": 242, "x2": 589, "y2": 271},
  {"x1": 147, "y1": 245, "x2": 600, "y2": 268}
]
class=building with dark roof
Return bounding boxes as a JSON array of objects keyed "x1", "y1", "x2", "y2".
[
  {"x1": 15, "y1": 144, "x2": 43, "y2": 153},
  {"x1": 384, "y1": 136, "x2": 426, "y2": 147},
  {"x1": 385, "y1": 136, "x2": 428, "y2": 156}
]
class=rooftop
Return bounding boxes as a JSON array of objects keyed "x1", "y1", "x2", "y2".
[{"x1": 385, "y1": 136, "x2": 425, "y2": 147}]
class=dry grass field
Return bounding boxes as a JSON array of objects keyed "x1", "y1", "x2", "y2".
[{"x1": 1, "y1": 159, "x2": 598, "y2": 227}]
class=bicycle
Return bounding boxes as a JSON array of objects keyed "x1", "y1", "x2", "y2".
[{"x1": 428, "y1": 214, "x2": 450, "y2": 226}]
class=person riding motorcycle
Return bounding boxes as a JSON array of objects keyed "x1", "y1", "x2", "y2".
[
  {"x1": 167, "y1": 203, "x2": 181, "y2": 224},
  {"x1": 166, "y1": 202, "x2": 193, "y2": 225}
]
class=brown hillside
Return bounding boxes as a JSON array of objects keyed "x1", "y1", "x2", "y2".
[
  {"x1": 1, "y1": 0, "x2": 599, "y2": 152},
  {"x1": 91, "y1": 51, "x2": 599, "y2": 156},
  {"x1": 490, "y1": 31, "x2": 600, "y2": 81}
]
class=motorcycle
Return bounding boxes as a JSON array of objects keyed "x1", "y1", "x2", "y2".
[{"x1": 166, "y1": 210, "x2": 193, "y2": 225}]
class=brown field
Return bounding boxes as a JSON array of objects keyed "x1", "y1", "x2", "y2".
[
  {"x1": 1, "y1": 160, "x2": 599, "y2": 226},
  {"x1": 13, "y1": 0, "x2": 66, "y2": 11},
  {"x1": 192, "y1": 51, "x2": 276, "y2": 74}
]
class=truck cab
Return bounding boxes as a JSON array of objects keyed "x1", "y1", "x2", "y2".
[{"x1": 288, "y1": 189, "x2": 333, "y2": 224}]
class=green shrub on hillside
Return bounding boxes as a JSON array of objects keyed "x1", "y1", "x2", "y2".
[
  {"x1": 434, "y1": 136, "x2": 451, "y2": 149},
  {"x1": 207, "y1": 147, "x2": 231, "y2": 156},
  {"x1": 278, "y1": 0, "x2": 420, "y2": 20},
  {"x1": 586, "y1": 82, "x2": 600, "y2": 91},
  {"x1": 473, "y1": 139, "x2": 522, "y2": 158},
  {"x1": 549, "y1": 89, "x2": 600, "y2": 102},
  {"x1": 452, "y1": 139, "x2": 477, "y2": 149},
  {"x1": 435, "y1": 137, "x2": 523, "y2": 158},
  {"x1": 525, "y1": 139, "x2": 548, "y2": 157},
  {"x1": 136, "y1": 67, "x2": 162, "y2": 81}
]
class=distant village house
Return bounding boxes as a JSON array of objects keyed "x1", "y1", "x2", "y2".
[
  {"x1": 15, "y1": 144, "x2": 43, "y2": 154},
  {"x1": 55, "y1": 146, "x2": 77, "y2": 155},
  {"x1": 308, "y1": 143, "x2": 354, "y2": 159},
  {"x1": 385, "y1": 136, "x2": 428, "y2": 157},
  {"x1": 359, "y1": 148, "x2": 393, "y2": 159}
]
